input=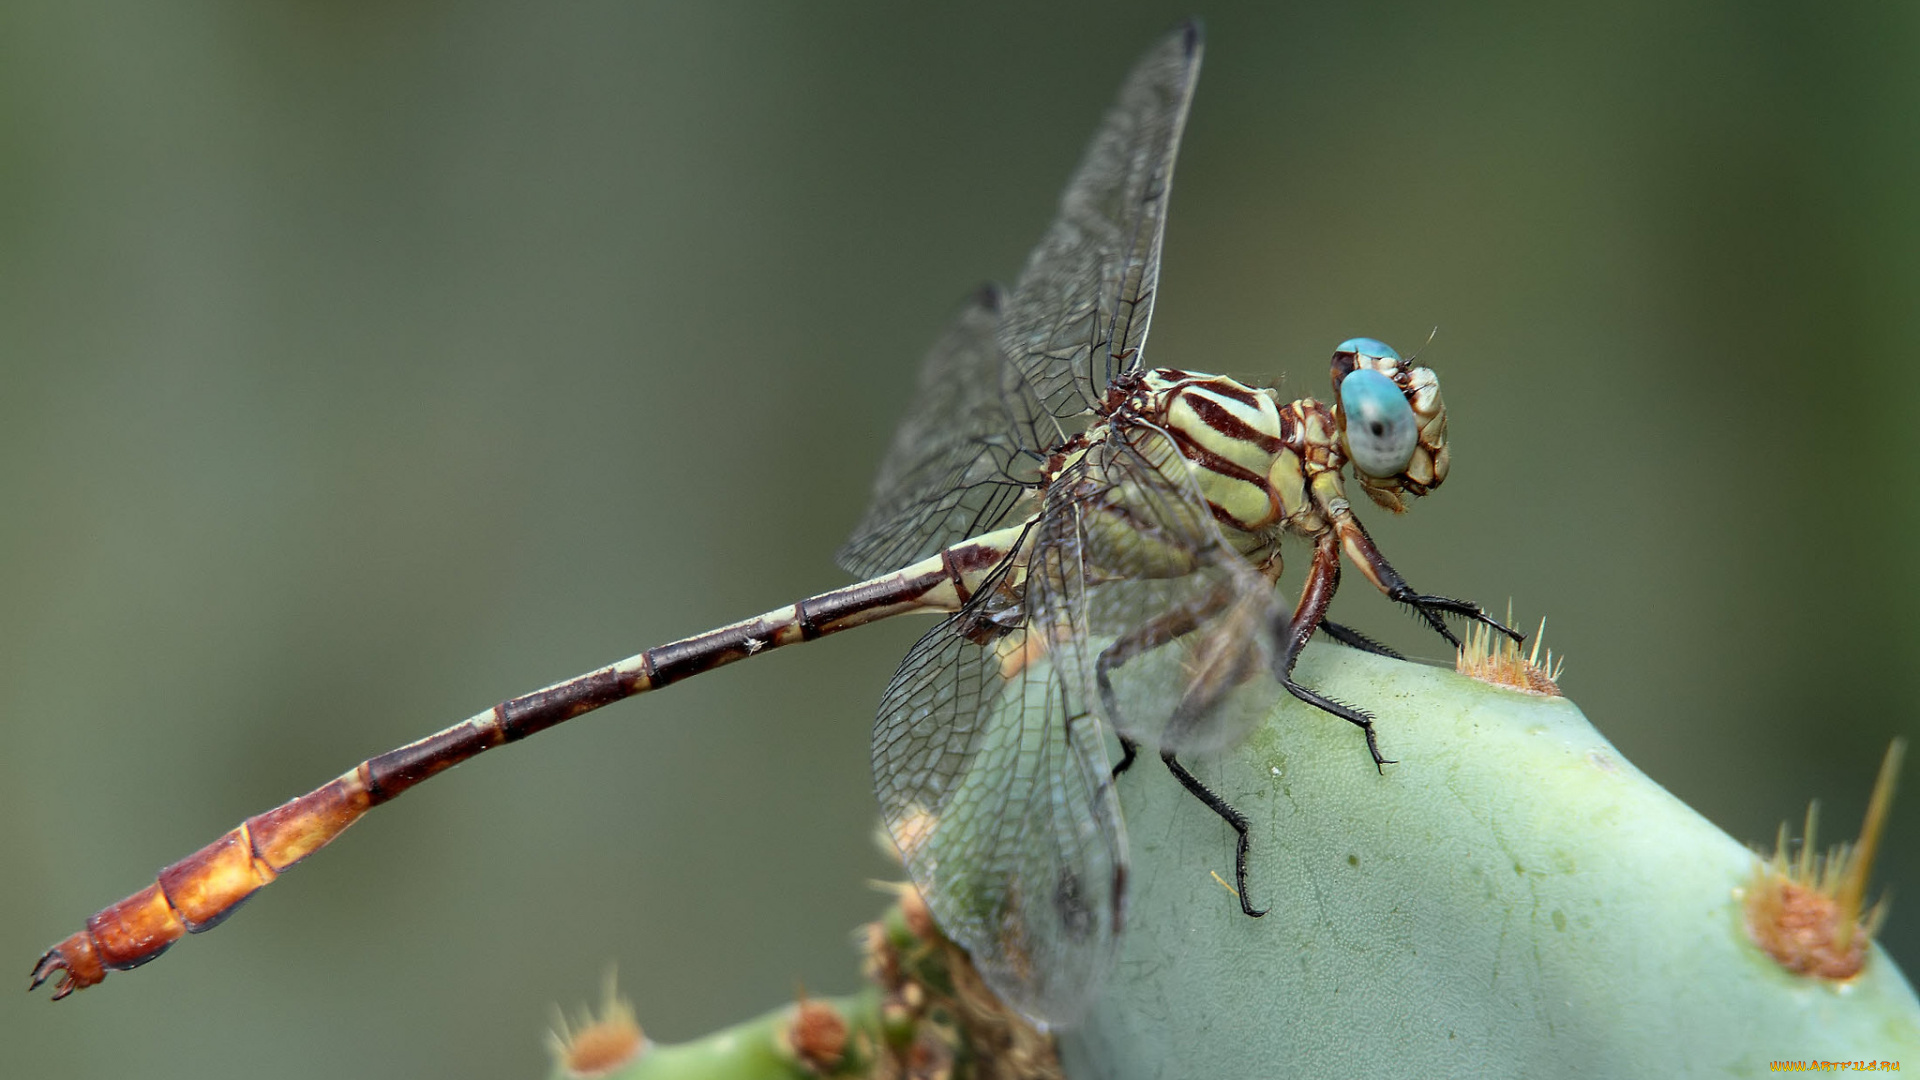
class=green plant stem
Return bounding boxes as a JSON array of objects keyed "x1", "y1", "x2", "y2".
[
  {"x1": 545, "y1": 643, "x2": 1920, "y2": 1079},
  {"x1": 1063, "y1": 643, "x2": 1920, "y2": 1077}
]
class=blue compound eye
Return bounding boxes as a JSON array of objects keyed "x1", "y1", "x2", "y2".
[
  {"x1": 1336, "y1": 338, "x2": 1402, "y2": 363},
  {"x1": 1340, "y1": 368, "x2": 1418, "y2": 478}
]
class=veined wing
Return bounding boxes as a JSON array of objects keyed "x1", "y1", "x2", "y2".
[
  {"x1": 868, "y1": 23, "x2": 1238, "y2": 1026},
  {"x1": 1000, "y1": 22, "x2": 1202, "y2": 422},
  {"x1": 1031, "y1": 416, "x2": 1279, "y2": 759},
  {"x1": 839, "y1": 23, "x2": 1202, "y2": 578},
  {"x1": 872, "y1": 567, "x2": 1125, "y2": 1027},
  {"x1": 873, "y1": 420, "x2": 1278, "y2": 1026},
  {"x1": 837, "y1": 287, "x2": 1060, "y2": 578}
]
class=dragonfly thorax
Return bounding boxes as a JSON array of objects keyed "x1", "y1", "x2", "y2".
[
  {"x1": 1131, "y1": 343, "x2": 1452, "y2": 555},
  {"x1": 1135, "y1": 369, "x2": 1292, "y2": 543}
]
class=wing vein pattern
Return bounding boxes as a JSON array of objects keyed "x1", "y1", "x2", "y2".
[{"x1": 861, "y1": 25, "x2": 1254, "y2": 1027}]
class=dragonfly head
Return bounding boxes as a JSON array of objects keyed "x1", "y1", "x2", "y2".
[{"x1": 1330, "y1": 338, "x2": 1449, "y2": 513}]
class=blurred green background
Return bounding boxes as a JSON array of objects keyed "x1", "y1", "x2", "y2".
[{"x1": 4, "y1": 2, "x2": 1914, "y2": 1077}]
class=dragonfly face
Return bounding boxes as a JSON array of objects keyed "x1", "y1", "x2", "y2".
[{"x1": 1330, "y1": 338, "x2": 1450, "y2": 513}]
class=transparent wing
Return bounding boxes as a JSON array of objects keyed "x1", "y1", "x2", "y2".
[
  {"x1": 841, "y1": 23, "x2": 1202, "y2": 577},
  {"x1": 1032, "y1": 418, "x2": 1279, "y2": 757},
  {"x1": 873, "y1": 580, "x2": 1125, "y2": 1027},
  {"x1": 866, "y1": 23, "x2": 1232, "y2": 1024},
  {"x1": 1000, "y1": 22, "x2": 1203, "y2": 422},
  {"x1": 837, "y1": 286, "x2": 1061, "y2": 579},
  {"x1": 872, "y1": 419, "x2": 1277, "y2": 1025}
]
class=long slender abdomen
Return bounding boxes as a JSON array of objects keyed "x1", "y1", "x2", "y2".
[{"x1": 28, "y1": 523, "x2": 1027, "y2": 999}]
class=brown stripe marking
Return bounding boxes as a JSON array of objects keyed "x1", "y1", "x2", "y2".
[
  {"x1": 365, "y1": 721, "x2": 499, "y2": 803},
  {"x1": 646, "y1": 621, "x2": 777, "y2": 688},
  {"x1": 1193, "y1": 378, "x2": 1265, "y2": 411},
  {"x1": 1167, "y1": 427, "x2": 1268, "y2": 488},
  {"x1": 799, "y1": 567, "x2": 945, "y2": 632},
  {"x1": 1207, "y1": 500, "x2": 1250, "y2": 531},
  {"x1": 1182, "y1": 392, "x2": 1283, "y2": 454},
  {"x1": 796, "y1": 599, "x2": 824, "y2": 641},
  {"x1": 940, "y1": 547, "x2": 975, "y2": 607}
]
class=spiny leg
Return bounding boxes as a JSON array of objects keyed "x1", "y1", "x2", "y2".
[
  {"x1": 1094, "y1": 580, "x2": 1234, "y2": 777},
  {"x1": 1387, "y1": 587, "x2": 1519, "y2": 648},
  {"x1": 1317, "y1": 619, "x2": 1403, "y2": 660},
  {"x1": 1334, "y1": 514, "x2": 1524, "y2": 648},
  {"x1": 1093, "y1": 581, "x2": 1268, "y2": 917},
  {"x1": 1094, "y1": 547, "x2": 1286, "y2": 745},
  {"x1": 1161, "y1": 750, "x2": 1266, "y2": 917},
  {"x1": 1274, "y1": 530, "x2": 1393, "y2": 771}
]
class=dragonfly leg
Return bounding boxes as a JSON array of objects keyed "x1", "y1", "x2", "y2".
[
  {"x1": 1258, "y1": 548, "x2": 1401, "y2": 658},
  {"x1": 1332, "y1": 513, "x2": 1524, "y2": 647},
  {"x1": 1093, "y1": 580, "x2": 1236, "y2": 742},
  {"x1": 1093, "y1": 582, "x2": 1269, "y2": 912},
  {"x1": 1317, "y1": 620, "x2": 1404, "y2": 660},
  {"x1": 1161, "y1": 750, "x2": 1266, "y2": 917},
  {"x1": 1275, "y1": 531, "x2": 1395, "y2": 771}
]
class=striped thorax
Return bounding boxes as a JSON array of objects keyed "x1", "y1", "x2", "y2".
[
  {"x1": 1129, "y1": 339, "x2": 1452, "y2": 559},
  {"x1": 1145, "y1": 369, "x2": 1285, "y2": 541}
]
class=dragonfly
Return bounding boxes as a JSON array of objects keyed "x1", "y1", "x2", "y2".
[{"x1": 30, "y1": 22, "x2": 1519, "y2": 1026}]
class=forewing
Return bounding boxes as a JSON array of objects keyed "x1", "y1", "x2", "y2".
[
  {"x1": 1032, "y1": 419, "x2": 1278, "y2": 757},
  {"x1": 871, "y1": 428, "x2": 1274, "y2": 1024},
  {"x1": 864, "y1": 23, "x2": 1231, "y2": 1023},
  {"x1": 872, "y1": 597, "x2": 1124, "y2": 1027},
  {"x1": 837, "y1": 286, "x2": 1059, "y2": 579},
  {"x1": 1000, "y1": 23, "x2": 1203, "y2": 421},
  {"x1": 842, "y1": 23, "x2": 1204, "y2": 576}
]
